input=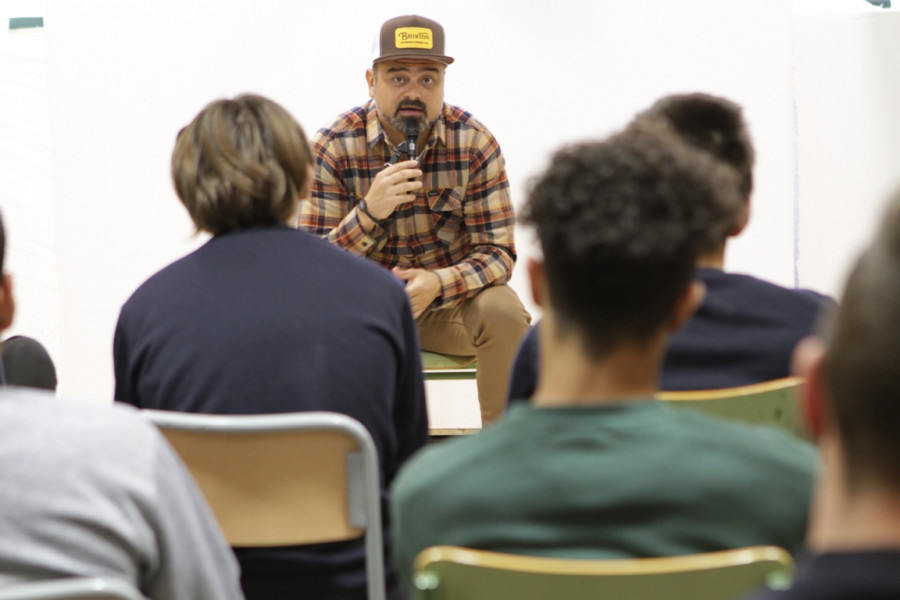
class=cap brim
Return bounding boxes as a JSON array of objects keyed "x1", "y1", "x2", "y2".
[{"x1": 373, "y1": 53, "x2": 454, "y2": 66}]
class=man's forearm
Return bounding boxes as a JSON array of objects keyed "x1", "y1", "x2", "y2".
[{"x1": 431, "y1": 245, "x2": 515, "y2": 309}]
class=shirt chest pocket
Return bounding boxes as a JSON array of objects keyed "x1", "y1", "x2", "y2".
[{"x1": 426, "y1": 187, "x2": 465, "y2": 246}]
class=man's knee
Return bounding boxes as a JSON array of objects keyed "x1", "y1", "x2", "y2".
[{"x1": 467, "y1": 285, "x2": 531, "y2": 334}]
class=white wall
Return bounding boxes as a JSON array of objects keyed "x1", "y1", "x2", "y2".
[
  {"x1": 793, "y1": 5, "x2": 900, "y2": 297},
  {"x1": 1, "y1": 0, "x2": 891, "y2": 401},
  {"x1": 0, "y1": 7, "x2": 59, "y2": 362}
]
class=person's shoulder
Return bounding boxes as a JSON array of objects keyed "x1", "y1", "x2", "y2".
[
  {"x1": 741, "y1": 551, "x2": 900, "y2": 600},
  {"x1": 0, "y1": 387, "x2": 147, "y2": 424},
  {"x1": 278, "y1": 229, "x2": 411, "y2": 312},
  {"x1": 392, "y1": 422, "x2": 516, "y2": 502},
  {"x1": 393, "y1": 436, "x2": 476, "y2": 491},
  {"x1": 314, "y1": 104, "x2": 370, "y2": 141},
  {"x1": 0, "y1": 389, "x2": 161, "y2": 454},
  {"x1": 712, "y1": 270, "x2": 829, "y2": 302},
  {"x1": 288, "y1": 227, "x2": 404, "y2": 286},
  {"x1": 120, "y1": 245, "x2": 208, "y2": 312},
  {"x1": 441, "y1": 104, "x2": 495, "y2": 136},
  {"x1": 667, "y1": 405, "x2": 818, "y2": 470},
  {"x1": 705, "y1": 270, "x2": 833, "y2": 313}
]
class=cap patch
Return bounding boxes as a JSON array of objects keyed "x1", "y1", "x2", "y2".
[{"x1": 395, "y1": 27, "x2": 433, "y2": 50}]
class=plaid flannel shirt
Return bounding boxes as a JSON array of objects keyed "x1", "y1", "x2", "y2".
[{"x1": 298, "y1": 101, "x2": 516, "y2": 310}]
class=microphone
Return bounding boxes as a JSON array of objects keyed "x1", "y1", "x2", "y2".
[
  {"x1": 404, "y1": 118, "x2": 421, "y2": 161},
  {"x1": 385, "y1": 143, "x2": 406, "y2": 167}
]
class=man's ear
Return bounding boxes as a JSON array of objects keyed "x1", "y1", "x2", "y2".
[
  {"x1": 527, "y1": 257, "x2": 546, "y2": 309},
  {"x1": 0, "y1": 274, "x2": 15, "y2": 332},
  {"x1": 730, "y1": 201, "x2": 751, "y2": 238},
  {"x1": 793, "y1": 336, "x2": 829, "y2": 440},
  {"x1": 667, "y1": 280, "x2": 705, "y2": 332},
  {"x1": 366, "y1": 68, "x2": 376, "y2": 99}
]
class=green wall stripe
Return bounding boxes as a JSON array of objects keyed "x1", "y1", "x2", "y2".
[{"x1": 9, "y1": 17, "x2": 44, "y2": 30}]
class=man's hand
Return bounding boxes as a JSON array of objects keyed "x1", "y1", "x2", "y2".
[
  {"x1": 364, "y1": 160, "x2": 422, "y2": 221},
  {"x1": 392, "y1": 267, "x2": 441, "y2": 318}
]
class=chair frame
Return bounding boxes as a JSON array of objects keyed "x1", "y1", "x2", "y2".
[
  {"x1": 0, "y1": 577, "x2": 144, "y2": 600},
  {"x1": 412, "y1": 545, "x2": 794, "y2": 600},
  {"x1": 421, "y1": 351, "x2": 477, "y2": 381},
  {"x1": 143, "y1": 410, "x2": 385, "y2": 600},
  {"x1": 658, "y1": 376, "x2": 809, "y2": 439}
]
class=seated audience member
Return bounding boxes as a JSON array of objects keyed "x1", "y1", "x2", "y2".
[
  {"x1": 748, "y1": 190, "x2": 900, "y2": 598},
  {"x1": 113, "y1": 94, "x2": 428, "y2": 600},
  {"x1": 508, "y1": 93, "x2": 832, "y2": 402},
  {"x1": 1, "y1": 335, "x2": 57, "y2": 390},
  {"x1": 390, "y1": 124, "x2": 818, "y2": 588},
  {"x1": 0, "y1": 212, "x2": 242, "y2": 598}
]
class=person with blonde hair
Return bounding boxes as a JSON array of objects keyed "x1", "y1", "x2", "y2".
[{"x1": 115, "y1": 94, "x2": 428, "y2": 600}]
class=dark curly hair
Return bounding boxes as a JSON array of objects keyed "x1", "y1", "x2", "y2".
[
  {"x1": 172, "y1": 94, "x2": 312, "y2": 235},
  {"x1": 635, "y1": 93, "x2": 754, "y2": 251},
  {"x1": 521, "y1": 122, "x2": 741, "y2": 360}
]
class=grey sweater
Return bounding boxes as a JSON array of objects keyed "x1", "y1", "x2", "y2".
[{"x1": 0, "y1": 387, "x2": 244, "y2": 599}]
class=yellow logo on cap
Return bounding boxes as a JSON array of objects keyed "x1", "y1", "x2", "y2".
[{"x1": 395, "y1": 27, "x2": 433, "y2": 49}]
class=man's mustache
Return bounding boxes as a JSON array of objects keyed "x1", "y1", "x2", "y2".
[{"x1": 394, "y1": 100, "x2": 427, "y2": 116}]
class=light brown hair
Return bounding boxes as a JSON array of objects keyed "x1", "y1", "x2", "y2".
[{"x1": 172, "y1": 94, "x2": 311, "y2": 235}]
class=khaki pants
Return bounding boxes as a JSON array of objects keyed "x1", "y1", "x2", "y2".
[{"x1": 417, "y1": 284, "x2": 531, "y2": 425}]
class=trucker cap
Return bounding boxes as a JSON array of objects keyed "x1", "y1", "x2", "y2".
[{"x1": 373, "y1": 15, "x2": 454, "y2": 66}]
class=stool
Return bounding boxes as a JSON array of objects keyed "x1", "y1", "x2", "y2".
[
  {"x1": 422, "y1": 351, "x2": 480, "y2": 438},
  {"x1": 421, "y1": 351, "x2": 477, "y2": 380}
]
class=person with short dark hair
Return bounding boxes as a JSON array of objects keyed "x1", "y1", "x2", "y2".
[
  {"x1": 640, "y1": 93, "x2": 833, "y2": 390},
  {"x1": 0, "y1": 211, "x2": 243, "y2": 598},
  {"x1": 1, "y1": 335, "x2": 58, "y2": 390},
  {"x1": 390, "y1": 124, "x2": 817, "y2": 588},
  {"x1": 748, "y1": 190, "x2": 900, "y2": 599},
  {"x1": 299, "y1": 15, "x2": 531, "y2": 425},
  {"x1": 114, "y1": 94, "x2": 428, "y2": 600},
  {"x1": 508, "y1": 93, "x2": 832, "y2": 402}
]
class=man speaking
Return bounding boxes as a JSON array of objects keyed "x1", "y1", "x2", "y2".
[{"x1": 299, "y1": 15, "x2": 530, "y2": 424}]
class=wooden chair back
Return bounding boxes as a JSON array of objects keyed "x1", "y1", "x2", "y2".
[
  {"x1": 143, "y1": 410, "x2": 385, "y2": 600},
  {"x1": 658, "y1": 377, "x2": 809, "y2": 439},
  {"x1": 412, "y1": 545, "x2": 794, "y2": 600}
]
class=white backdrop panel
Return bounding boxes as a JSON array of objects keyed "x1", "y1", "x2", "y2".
[{"x1": 43, "y1": 0, "x2": 795, "y2": 400}]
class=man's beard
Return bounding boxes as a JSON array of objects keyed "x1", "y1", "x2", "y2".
[{"x1": 385, "y1": 99, "x2": 432, "y2": 133}]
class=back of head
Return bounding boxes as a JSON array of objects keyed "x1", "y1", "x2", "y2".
[
  {"x1": 636, "y1": 93, "x2": 754, "y2": 251},
  {"x1": 0, "y1": 218, "x2": 53, "y2": 391},
  {"x1": 2, "y1": 335, "x2": 57, "y2": 391},
  {"x1": 826, "y1": 189, "x2": 900, "y2": 491},
  {"x1": 172, "y1": 94, "x2": 312, "y2": 236},
  {"x1": 522, "y1": 122, "x2": 741, "y2": 359}
]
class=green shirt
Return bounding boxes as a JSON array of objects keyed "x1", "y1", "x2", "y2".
[{"x1": 391, "y1": 400, "x2": 818, "y2": 586}]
